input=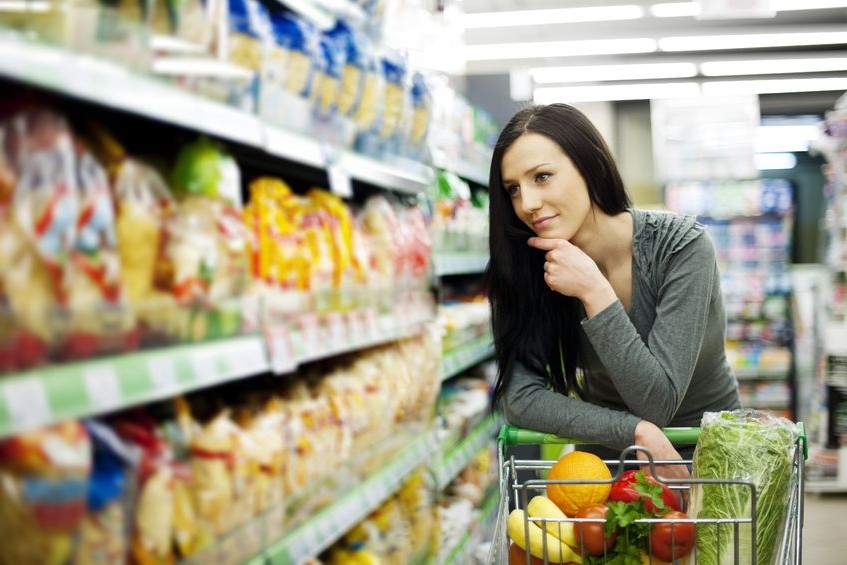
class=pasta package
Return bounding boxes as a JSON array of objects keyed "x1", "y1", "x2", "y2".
[
  {"x1": 352, "y1": 45, "x2": 382, "y2": 132},
  {"x1": 0, "y1": 421, "x2": 92, "y2": 565},
  {"x1": 0, "y1": 111, "x2": 77, "y2": 363},
  {"x1": 326, "y1": 21, "x2": 365, "y2": 118},
  {"x1": 225, "y1": 0, "x2": 272, "y2": 72},
  {"x1": 408, "y1": 72, "x2": 433, "y2": 150},
  {"x1": 313, "y1": 32, "x2": 344, "y2": 116},
  {"x1": 63, "y1": 142, "x2": 137, "y2": 359},
  {"x1": 378, "y1": 53, "x2": 409, "y2": 141},
  {"x1": 271, "y1": 11, "x2": 319, "y2": 99}
]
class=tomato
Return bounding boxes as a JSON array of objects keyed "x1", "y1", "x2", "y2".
[
  {"x1": 573, "y1": 503, "x2": 618, "y2": 556},
  {"x1": 609, "y1": 470, "x2": 681, "y2": 513},
  {"x1": 649, "y1": 510, "x2": 695, "y2": 562}
]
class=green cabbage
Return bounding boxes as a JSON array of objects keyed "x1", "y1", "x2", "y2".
[{"x1": 689, "y1": 410, "x2": 799, "y2": 565}]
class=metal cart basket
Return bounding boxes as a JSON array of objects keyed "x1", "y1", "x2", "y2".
[{"x1": 490, "y1": 424, "x2": 807, "y2": 565}]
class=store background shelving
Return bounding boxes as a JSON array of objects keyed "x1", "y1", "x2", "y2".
[
  {"x1": 665, "y1": 178, "x2": 798, "y2": 420},
  {"x1": 806, "y1": 96, "x2": 847, "y2": 492}
]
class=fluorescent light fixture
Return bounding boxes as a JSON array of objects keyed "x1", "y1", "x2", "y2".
[
  {"x1": 701, "y1": 57, "x2": 847, "y2": 76},
  {"x1": 461, "y1": 5, "x2": 644, "y2": 28},
  {"x1": 755, "y1": 125, "x2": 821, "y2": 153},
  {"x1": 534, "y1": 81, "x2": 700, "y2": 103},
  {"x1": 650, "y1": 0, "x2": 847, "y2": 17},
  {"x1": 464, "y1": 38, "x2": 656, "y2": 62},
  {"x1": 0, "y1": 0, "x2": 50, "y2": 11},
  {"x1": 530, "y1": 62, "x2": 697, "y2": 84},
  {"x1": 702, "y1": 76, "x2": 847, "y2": 95},
  {"x1": 774, "y1": 0, "x2": 847, "y2": 10},
  {"x1": 754, "y1": 153, "x2": 797, "y2": 170},
  {"x1": 660, "y1": 31, "x2": 847, "y2": 51}
]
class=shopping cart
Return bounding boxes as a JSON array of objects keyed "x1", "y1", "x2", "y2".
[{"x1": 490, "y1": 424, "x2": 807, "y2": 565}]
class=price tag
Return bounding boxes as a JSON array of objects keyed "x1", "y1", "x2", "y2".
[
  {"x1": 268, "y1": 326, "x2": 296, "y2": 374},
  {"x1": 147, "y1": 356, "x2": 179, "y2": 395},
  {"x1": 3, "y1": 378, "x2": 51, "y2": 432},
  {"x1": 298, "y1": 315, "x2": 320, "y2": 358},
  {"x1": 365, "y1": 310, "x2": 379, "y2": 341},
  {"x1": 348, "y1": 312, "x2": 365, "y2": 346},
  {"x1": 189, "y1": 351, "x2": 219, "y2": 384},
  {"x1": 327, "y1": 313, "x2": 347, "y2": 349},
  {"x1": 327, "y1": 164, "x2": 353, "y2": 199},
  {"x1": 83, "y1": 365, "x2": 122, "y2": 412}
]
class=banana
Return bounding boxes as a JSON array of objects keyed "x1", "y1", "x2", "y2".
[
  {"x1": 527, "y1": 496, "x2": 580, "y2": 549},
  {"x1": 507, "y1": 509, "x2": 583, "y2": 564}
]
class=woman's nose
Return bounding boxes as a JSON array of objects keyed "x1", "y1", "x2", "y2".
[{"x1": 521, "y1": 188, "x2": 542, "y2": 214}]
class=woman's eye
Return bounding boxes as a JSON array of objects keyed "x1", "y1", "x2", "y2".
[
  {"x1": 535, "y1": 172, "x2": 550, "y2": 183},
  {"x1": 506, "y1": 185, "x2": 520, "y2": 197}
]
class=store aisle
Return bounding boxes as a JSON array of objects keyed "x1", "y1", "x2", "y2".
[{"x1": 802, "y1": 494, "x2": 847, "y2": 563}]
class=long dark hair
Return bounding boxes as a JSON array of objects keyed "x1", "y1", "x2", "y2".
[{"x1": 486, "y1": 103, "x2": 632, "y2": 406}]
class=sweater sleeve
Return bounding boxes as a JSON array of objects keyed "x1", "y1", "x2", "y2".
[
  {"x1": 503, "y1": 359, "x2": 643, "y2": 450},
  {"x1": 581, "y1": 232, "x2": 716, "y2": 427}
]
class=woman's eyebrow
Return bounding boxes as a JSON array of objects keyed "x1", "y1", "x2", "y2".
[{"x1": 502, "y1": 163, "x2": 552, "y2": 186}]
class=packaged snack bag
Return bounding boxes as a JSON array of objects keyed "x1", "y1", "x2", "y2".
[
  {"x1": 0, "y1": 110, "x2": 76, "y2": 367},
  {"x1": 63, "y1": 141, "x2": 137, "y2": 359},
  {"x1": 76, "y1": 421, "x2": 135, "y2": 564},
  {"x1": 300, "y1": 192, "x2": 336, "y2": 312},
  {"x1": 359, "y1": 195, "x2": 399, "y2": 309},
  {"x1": 0, "y1": 421, "x2": 92, "y2": 565},
  {"x1": 113, "y1": 414, "x2": 175, "y2": 564}
]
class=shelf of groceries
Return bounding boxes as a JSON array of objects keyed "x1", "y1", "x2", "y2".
[{"x1": 0, "y1": 36, "x2": 440, "y2": 195}]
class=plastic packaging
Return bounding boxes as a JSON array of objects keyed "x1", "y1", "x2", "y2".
[{"x1": 689, "y1": 409, "x2": 801, "y2": 565}]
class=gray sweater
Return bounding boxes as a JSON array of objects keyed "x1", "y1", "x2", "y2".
[{"x1": 503, "y1": 209, "x2": 741, "y2": 450}]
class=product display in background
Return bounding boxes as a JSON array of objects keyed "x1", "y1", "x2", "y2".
[
  {"x1": 0, "y1": 0, "x2": 499, "y2": 172},
  {"x1": 0, "y1": 104, "x2": 437, "y2": 374},
  {"x1": 432, "y1": 169, "x2": 488, "y2": 255},
  {"x1": 0, "y1": 330, "x2": 442, "y2": 564},
  {"x1": 666, "y1": 178, "x2": 797, "y2": 419}
]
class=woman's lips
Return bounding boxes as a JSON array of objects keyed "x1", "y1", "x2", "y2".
[{"x1": 532, "y1": 215, "x2": 557, "y2": 229}]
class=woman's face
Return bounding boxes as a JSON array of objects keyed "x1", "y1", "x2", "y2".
[{"x1": 500, "y1": 132, "x2": 593, "y2": 242}]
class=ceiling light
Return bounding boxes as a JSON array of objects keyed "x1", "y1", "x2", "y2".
[
  {"x1": 774, "y1": 0, "x2": 847, "y2": 10},
  {"x1": 659, "y1": 31, "x2": 847, "y2": 51},
  {"x1": 754, "y1": 153, "x2": 797, "y2": 170},
  {"x1": 530, "y1": 62, "x2": 698, "y2": 84},
  {"x1": 650, "y1": 0, "x2": 847, "y2": 18},
  {"x1": 534, "y1": 81, "x2": 700, "y2": 104},
  {"x1": 702, "y1": 77, "x2": 847, "y2": 95},
  {"x1": 701, "y1": 57, "x2": 847, "y2": 76},
  {"x1": 464, "y1": 38, "x2": 657, "y2": 62},
  {"x1": 461, "y1": 5, "x2": 644, "y2": 29}
]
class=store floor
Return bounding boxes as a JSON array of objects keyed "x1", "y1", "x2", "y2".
[{"x1": 803, "y1": 493, "x2": 847, "y2": 563}]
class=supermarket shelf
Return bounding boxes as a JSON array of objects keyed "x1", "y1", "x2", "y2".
[
  {"x1": 434, "y1": 253, "x2": 490, "y2": 277},
  {"x1": 734, "y1": 367, "x2": 791, "y2": 380},
  {"x1": 0, "y1": 36, "x2": 433, "y2": 195},
  {"x1": 435, "y1": 412, "x2": 502, "y2": 490},
  {"x1": 805, "y1": 480, "x2": 847, "y2": 493},
  {"x1": 262, "y1": 427, "x2": 439, "y2": 565},
  {"x1": 0, "y1": 311, "x2": 434, "y2": 439},
  {"x1": 441, "y1": 332, "x2": 494, "y2": 381},
  {"x1": 434, "y1": 156, "x2": 490, "y2": 186},
  {"x1": 0, "y1": 336, "x2": 267, "y2": 439}
]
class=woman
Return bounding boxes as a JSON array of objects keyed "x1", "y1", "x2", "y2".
[{"x1": 487, "y1": 104, "x2": 740, "y2": 477}]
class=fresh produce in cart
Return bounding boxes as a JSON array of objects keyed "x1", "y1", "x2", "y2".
[{"x1": 689, "y1": 409, "x2": 801, "y2": 565}]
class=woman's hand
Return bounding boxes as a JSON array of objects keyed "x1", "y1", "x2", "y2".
[
  {"x1": 634, "y1": 420, "x2": 690, "y2": 509},
  {"x1": 527, "y1": 237, "x2": 616, "y2": 316}
]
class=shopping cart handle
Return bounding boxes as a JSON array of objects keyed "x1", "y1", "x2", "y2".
[{"x1": 498, "y1": 424, "x2": 701, "y2": 446}]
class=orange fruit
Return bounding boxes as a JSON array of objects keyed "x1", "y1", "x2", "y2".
[{"x1": 546, "y1": 451, "x2": 612, "y2": 516}]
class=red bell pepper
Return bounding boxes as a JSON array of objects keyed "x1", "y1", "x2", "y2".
[{"x1": 609, "y1": 470, "x2": 681, "y2": 513}]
